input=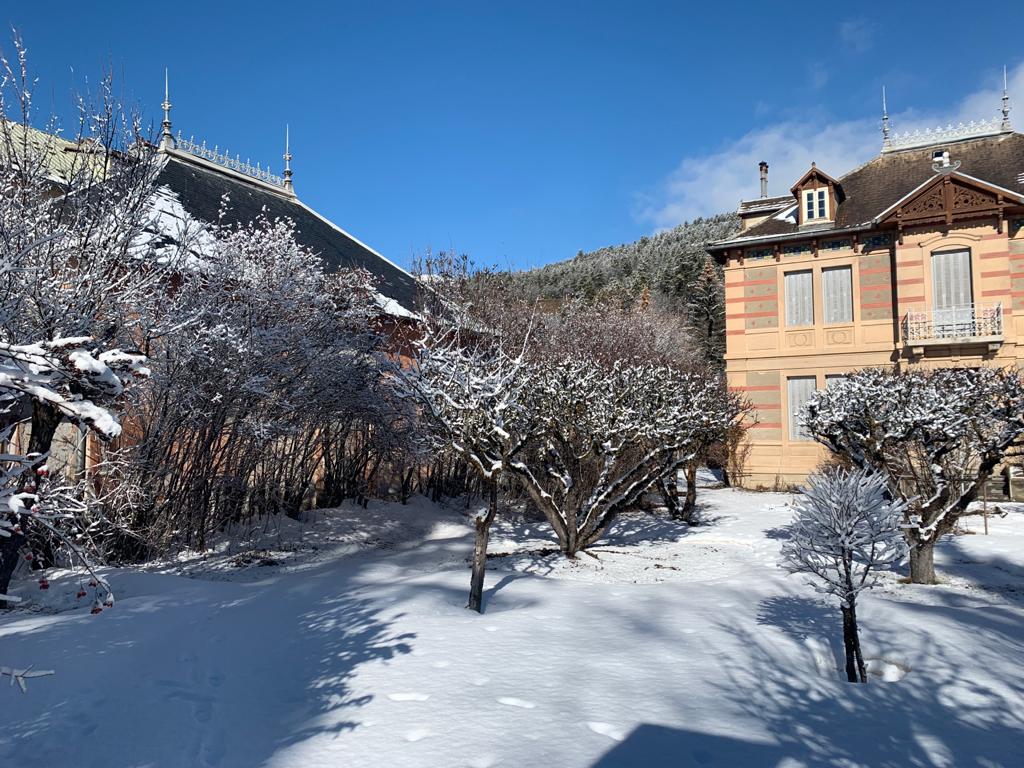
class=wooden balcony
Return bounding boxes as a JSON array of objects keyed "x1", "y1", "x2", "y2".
[{"x1": 902, "y1": 303, "x2": 1003, "y2": 356}]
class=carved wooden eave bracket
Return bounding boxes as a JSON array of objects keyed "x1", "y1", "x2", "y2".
[{"x1": 874, "y1": 171, "x2": 1024, "y2": 242}]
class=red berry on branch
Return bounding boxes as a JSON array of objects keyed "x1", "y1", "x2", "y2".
[
  {"x1": 90, "y1": 604, "x2": 103, "y2": 615},
  {"x1": 24, "y1": 553, "x2": 34, "y2": 562},
  {"x1": 76, "y1": 589, "x2": 87, "y2": 599},
  {"x1": 39, "y1": 578, "x2": 49, "y2": 590}
]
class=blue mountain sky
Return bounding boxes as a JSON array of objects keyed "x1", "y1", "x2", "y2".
[{"x1": 5, "y1": 1, "x2": 1024, "y2": 271}]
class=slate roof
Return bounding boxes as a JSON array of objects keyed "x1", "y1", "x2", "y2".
[
  {"x1": 712, "y1": 131, "x2": 1024, "y2": 248},
  {"x1": 155, "y1": 152, "x2": 419, "y2": 311}
]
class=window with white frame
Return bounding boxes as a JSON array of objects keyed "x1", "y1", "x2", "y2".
[
  {"x1": 787, "y1": 376, "x2": 817, "y2": 441},
  {"x1": 802, "y1": 188, "x2": 829, "y2": 222},
  {"x1": 822, "y1": 266, "x2": 853, "y2": 324},
  {"x1": 785, "y1": 270, "x2": 814, "y2": 326}
]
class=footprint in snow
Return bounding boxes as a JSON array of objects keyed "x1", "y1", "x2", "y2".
[
  {"x1": 497, "y1": 697, "x2": 536, "y2": 709},
  {"x1": 587, "y1": 722, "x2": 626, "y2": 741},
  {"x1": 388, "y1": 693, "x2": 431, "y2": 702},
  {"x1": 405, "y1": 728, "x2": 431, "y2": 742}
]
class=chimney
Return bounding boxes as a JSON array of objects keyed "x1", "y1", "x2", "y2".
[{"x1": 759, "y1": 161, "x2": 769, "y2": 198}]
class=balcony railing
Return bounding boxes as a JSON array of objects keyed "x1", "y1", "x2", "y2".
[{"x1": 902, "y1": 303, "x2": 1003, "y2": 346}]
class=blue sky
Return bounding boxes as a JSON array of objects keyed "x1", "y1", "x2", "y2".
[{"x1": 5, "y1": 2, "x2": 1024, "y2": 271}]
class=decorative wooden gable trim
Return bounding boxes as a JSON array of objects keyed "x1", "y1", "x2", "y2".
[
  {"x1": 876, "y1": 172, "x2": 1024, "y2": 235},
  {"x1": 789, "y1": 164, "x2": 844, "y2": 200}
]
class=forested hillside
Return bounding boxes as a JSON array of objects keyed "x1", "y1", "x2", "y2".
[{"x1": 506, "y1": 212, "x2": 740, "y2": 360}]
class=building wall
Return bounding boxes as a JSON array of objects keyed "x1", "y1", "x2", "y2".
[{"x1": 724, "y1": 217, "x2": 1024, "y2": 489}]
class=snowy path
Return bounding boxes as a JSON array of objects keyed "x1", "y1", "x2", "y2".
[{"x1": 2, "y1": 489, "x2": 1023, "y2": 767}]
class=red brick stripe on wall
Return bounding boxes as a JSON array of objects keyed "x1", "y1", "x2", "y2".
[
  {"x1": 982, "y1": 270, "x2": 1011, "y2": 278},
  {"x1": 726, "y1": 311, "x2": 778, "y2": 319}
]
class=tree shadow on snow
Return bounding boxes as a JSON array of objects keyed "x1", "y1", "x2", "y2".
[
  {"x1": 709, "y1": 602, "x2": 1024, "y2": 768},
  {"x1": 0, "y1": 554, "x2": 419, "y2": 768}
]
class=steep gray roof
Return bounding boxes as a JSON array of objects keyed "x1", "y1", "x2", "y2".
[{"x1": 155, "y1": 152, "x2": 418, "y2": 311}]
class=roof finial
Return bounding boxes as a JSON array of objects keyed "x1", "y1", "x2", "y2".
[
  {"x1": 159, "y1": 68, "x2": 175, "y2": 151},
  {"x1": 881, "y1": 86, "x2": 891, "y2": 149},
  {"x1": 1001, "y1": 65, "x2": 1012, "y2": 132},
  {"x1": 282, "y1": 124, "x2": 294, "y2": 195}
]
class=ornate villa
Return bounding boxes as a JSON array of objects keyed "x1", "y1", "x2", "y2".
[{"x1": 708, "y1": 79, "x2": 1024, "y2": 488}]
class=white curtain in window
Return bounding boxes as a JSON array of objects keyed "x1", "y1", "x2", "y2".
[
  {"x1": 785, "y1": 270, "x2": 814, "y2": 326},
  {"x1": 822, "y1": 266, "x2": 853, "y2": 324},
  {"x1": 932, "y1": 249, "x2": 972, "y2": 310},
  {"x1": 788, "y1": 376, "x2": 817, "y2": 441}
]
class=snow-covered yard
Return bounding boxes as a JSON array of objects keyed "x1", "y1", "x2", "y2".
[{"x1": 2, "y1": 485, "x2": 1023, "y2": 768}]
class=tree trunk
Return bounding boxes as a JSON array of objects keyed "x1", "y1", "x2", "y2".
[
  {"x1": 27, "y1": 400, "x2": 63, "y2": 457},
  {"x1": 681, "y1": 462, "x2": 698, "y2": 523},
  {"x1": 467, "y1": 479, "x2": 498, "y2": 613},
  {"x1": 659, "y1": 475, "x2": 679, "y2": 518},
  {"x1": 909, "y1": 541, "x2": 937, "y2": 585},
  {"x1": 840, "y1": 602, "x2": 867, "y2": 683},
  {"x1": 0, "y1": 401, "x2": 63, "y2": 604}
]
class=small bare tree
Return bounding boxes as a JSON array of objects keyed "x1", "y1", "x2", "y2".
[
  {"x1": 400, "y1": 255, "x2": 533, "y2": 612},
  {"x1": 781, "y1": 469, "x2": 908, "y2": 683}
]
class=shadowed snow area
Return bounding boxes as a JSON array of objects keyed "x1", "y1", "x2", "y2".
[{"x1": 1, "y1": 488, "x2": 1023, "y2": 767}]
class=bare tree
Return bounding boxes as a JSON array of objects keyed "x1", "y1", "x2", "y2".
[
  {"x1": 803, "y1": 366, "x2": 1024, "y2": 584},
  {"x1": 507, "y1": 359, "x2": 744, "y2": 556},
  {"x1": 400, "y1": 254, "x2": 533, "y2": 612},
  {"x1": 781, "y1": 469, "x2": 908, "y2": 682}
]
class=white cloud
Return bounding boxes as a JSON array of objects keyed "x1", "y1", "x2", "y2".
[
  {"x1": 637, "y1": 63, "x2": 1024, "y2": 231},
  {"x1": 839, "y1": 20, "x2": 874, "y2": 54}
]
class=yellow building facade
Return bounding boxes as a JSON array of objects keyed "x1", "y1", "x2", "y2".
[{"x1": 709, "y1": 122, "x2": 1024, "y2": 488}]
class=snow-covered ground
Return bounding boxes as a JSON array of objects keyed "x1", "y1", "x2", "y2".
[{"x1": 2, "y1": 484, "x2": 1023, "y2": 768}]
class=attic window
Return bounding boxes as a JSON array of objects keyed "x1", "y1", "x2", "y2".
[{"x1": 803, "y1": 188, "x2": 829, "y2": 222}]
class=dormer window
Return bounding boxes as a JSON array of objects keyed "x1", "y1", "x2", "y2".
[
  {"x1": 790, "y1": 163, "x2": 844, "y2": 226},
  {"x1": 803, "y1": 188, "x2": 829, "y2": 221}
]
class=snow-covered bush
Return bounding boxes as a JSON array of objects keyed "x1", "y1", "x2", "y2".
[
  {"x1": 803, "y1": 366, "x2": 1024, "y2": 584},
  {"x1": 101, "y1": 213, "x2": 398, "y2": 557},
  {"x1": 781, "y1": 468, "x2": 908, "y2": 683}
]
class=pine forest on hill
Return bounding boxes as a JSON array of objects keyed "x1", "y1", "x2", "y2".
[{"x1": 504, "y1": 212, "x2": 740, "y2": 361}]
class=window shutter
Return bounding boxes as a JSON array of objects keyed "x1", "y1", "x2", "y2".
[
  {"x1": 785, "y1": 270, "x2": 814, "y2": 326},
  {"x1": 788, "y1": 376, "x2": 817, "y2": 441},
  {"x1": 932, "y1": 250, "x2": 972, "y2": 310},
  {"x1": 822, "y1": 266, "x2": 853, "y2": 324}
]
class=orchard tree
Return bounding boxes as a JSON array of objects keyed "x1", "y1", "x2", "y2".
[
  {"x1": 781, "y1": 469, "x2": 908, "y2": 683},
  {"x1": 803, "y1": 366, "x2": 1024, "y2": 584},
  {"x1": 401, "y1": 254, "x2": 534, "y2": 612},
  {"x1": 508, "y1": 359, "x2": 744, "y2": 556}
]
